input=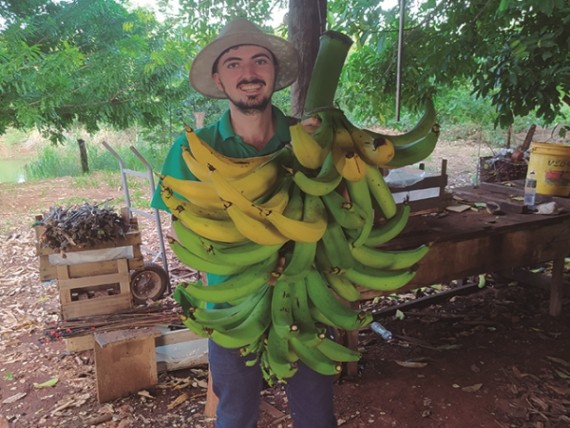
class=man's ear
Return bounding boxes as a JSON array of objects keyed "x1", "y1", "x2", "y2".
[{"x1": 213, "y1": 73, "x2": 224, "y2": 92}]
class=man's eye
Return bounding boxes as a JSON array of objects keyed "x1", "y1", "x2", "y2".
[
  {"x1": 227, "y1": 62, "x2": 239, "y2": 69},
  {"x1": 256, "y1": 59, "x2": 268, "y2": 65}
]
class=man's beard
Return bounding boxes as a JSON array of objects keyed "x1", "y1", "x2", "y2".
[{"x1": 221, "y1": 80, "x2": 272, "y2": 115}]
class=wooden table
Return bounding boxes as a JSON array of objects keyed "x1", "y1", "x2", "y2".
[{"x1": 359, "y1": 184, "x2": 570, "y2": 317}]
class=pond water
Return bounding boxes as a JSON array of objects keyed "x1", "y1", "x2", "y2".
[{"x1": 0, "y1": 158, "x2": 29, "y2": 183}]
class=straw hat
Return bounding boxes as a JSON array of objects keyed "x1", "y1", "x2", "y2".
[{"x1": 190, "y1": 18, "x2": 300, "y2": 99}]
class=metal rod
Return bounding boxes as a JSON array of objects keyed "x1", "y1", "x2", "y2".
[
  {"x1": 102, "y1": 141, "x2": 132, "y2": 216},
  {"x1": 396, "y1": 0, "x2": 406, "y2": 121},
  {"x1": 130, "y1": 145, "x2": 170, "y2": 289}
]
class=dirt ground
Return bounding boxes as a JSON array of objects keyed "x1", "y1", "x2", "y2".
[{"x1": 1, "y1": 138, "x2": 569, "y2": 428}]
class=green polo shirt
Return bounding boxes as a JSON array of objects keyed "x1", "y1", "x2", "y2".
[{"x1": 151, "y1": 106, "x2": 292, "y2": 288}]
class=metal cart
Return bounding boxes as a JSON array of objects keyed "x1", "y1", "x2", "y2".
[{"x1": 103, "y1": 141, "x2": 170, "y2": 304}]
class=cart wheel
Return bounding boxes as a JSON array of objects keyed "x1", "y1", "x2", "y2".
[{"x1": 130, "y1": 262, "x2": 168, "y2": 304}]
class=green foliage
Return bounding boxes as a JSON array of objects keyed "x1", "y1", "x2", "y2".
[{"x1": 329, "y1": 0, "x2": 569, "y2": 129}]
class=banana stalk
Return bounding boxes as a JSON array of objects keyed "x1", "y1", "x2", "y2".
[{"x1": 303, "y1": 31, "x2": 354, "y2": 114}]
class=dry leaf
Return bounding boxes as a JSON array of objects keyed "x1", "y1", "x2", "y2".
[
  {"x1": 462, "y1": 383, "x2": 483, "y2": 392},
  {"x1": 167, "y1": 393, "x2": 189, "y2": 410},
  {"x1": 137, "y1": 390, "x2": 155, "y2": 399},
  {"x1": 546, "y1": 356, "x2": 570, "y2": 368},
  {"x1": 395, "y1": 360, "x2": 428, "y2": 368},
  {"x1": 2, "y1": 391, "x2": 27, "y2": 404}
]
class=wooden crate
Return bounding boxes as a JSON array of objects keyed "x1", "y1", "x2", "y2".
[{"x1": 34, "y1": 212, "x2": 145, "y2": 320}]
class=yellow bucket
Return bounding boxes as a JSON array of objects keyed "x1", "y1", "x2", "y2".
[{"x1": 527, "y1": 142, "x2": 570, "y2": 197}]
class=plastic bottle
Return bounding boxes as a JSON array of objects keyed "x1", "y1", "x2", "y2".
[
  {"x1": 370, "y1": 321, "x2": 393, "y2": 341},
  {"x1": 524, "y1": 170, "x2": 537, "y2": 208}
]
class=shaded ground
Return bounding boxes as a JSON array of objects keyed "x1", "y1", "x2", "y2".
[{"x1": 1, "y1": 139, "x2": 569, "y2": 428}]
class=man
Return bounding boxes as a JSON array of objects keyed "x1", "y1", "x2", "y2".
[{"x1": 152, "y1": 18, "x2": 337, "y2": 428}]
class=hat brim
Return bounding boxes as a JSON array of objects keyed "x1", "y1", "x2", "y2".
[{"x1": 190, "y1": 31, "x2": 300, "y2": 99}]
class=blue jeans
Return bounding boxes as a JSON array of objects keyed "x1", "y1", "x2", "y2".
[{"x1": 208, "y1": 340, "x2": 338, "y2": 428}]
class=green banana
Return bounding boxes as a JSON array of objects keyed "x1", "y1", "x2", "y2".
[
  {"x1": 365, "y1": 166, "x2": 397, "y2": 220},
  {"x1": 271, "y1": 280, "x2": 300, "y2": 339},
  {"x1": 366, "y1": 98, "x2": 437, "y2": 147},
  {"x1": 192, "y1": 285, "x2": 269, "y2": 330},
  {"x1": 209, "y1": 285, "x2": 272, "y2": 349},
  {"x1": 289, "y1": 336, "x2": 342, "y2": 376},
  {"x1": 342, "y1": 262, "x2": 416, "y2": 292},
  {"x1": 179, "y1": 313, "x2": 212, "y2": 338},
  {"x1": 384, "y1": 125, "x2": 440, "y2": 168},
  {"x1": 265, "y1": 326, "x2": 299, "y2": 382},
  {"x1": 324, "y1": 271, "x2": 361, "y2": 302},
  {"x1": 321, "y1": 190, "x2": 367, "y2": 230},
  {"x1": 350, "y1": 243, "x2": 430, "y2": 271},
  {"x1": 180, "y1": 253, "x2": 278, "y2": 304},
  {"x1": 289, "y1": 276, "x2": 327, "y2": 347},
  {"x1": 364, "y1": 203, "x2": 411, "y2": 247},
  {"x1": 315, "y1": 337, "x2": 361, "y2": 363},
  {"x1": 277, "y1": 240, "x2": 317, "y2": 282},
  {"x1": 291, "y1": 151, "x2": 342, "y2": 197},
  {"x1": 305, "y1": 269, "x2": 371, "y2": 331},
  {"x1": 168, "y1": 236, "x2": 249, "y2": 276},
  {"x1": 345, "y1": 178, "x2": 375, "y2": 247},
  {"x1": 318, "y1": 221, "x2": 354, "y2": 272}
]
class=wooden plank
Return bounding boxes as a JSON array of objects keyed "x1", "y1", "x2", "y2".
[
  {"x1": 62, "y1": 294, "x2": 132, "y2": 320},
  {"x1": 94, "y1": 327, "x2": 160, "y2": 348},
  {"x1": 40, "y1": 255, "x2": 143, "y2": 282},
  {"x1": 94, "y1": 328, "x2": 159, "y2": 403},
  {"x1": 64, "y1": 334, "x2": 94, "y2": 352},
  {"x1": 155, "y1": 328, "x2": 203, "y2": 347},
  {"x1": 204, "y1": 371, "x2": 219, "y2": 418},
  {"x1": 58, "y1": 272, "x2": 125, "y2": 291}
]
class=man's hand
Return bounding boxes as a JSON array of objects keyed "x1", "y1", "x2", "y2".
[{"x1": 300, "y1": 116, "x2": 322, "y2": 135}]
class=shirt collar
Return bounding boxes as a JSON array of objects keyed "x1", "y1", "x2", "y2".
[{"x1": 218, "y1": 106, "x2": 291, "y2": 145}]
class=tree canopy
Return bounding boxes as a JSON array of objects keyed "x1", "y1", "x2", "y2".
[{"x1": 0, "y1": 0, "x2": 567, "y2": 144}]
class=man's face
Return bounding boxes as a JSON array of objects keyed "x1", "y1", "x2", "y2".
[{"x1": 213, "y1": 45, "x2": 276, "y2": 114}]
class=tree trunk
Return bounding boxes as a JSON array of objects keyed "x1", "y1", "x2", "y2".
[
  {"x1": 77, "y1": 138, "x2": 89, "y2": 173},
  {"x1": 288, "y1": 0, "x2": 327, "y2": 118}
]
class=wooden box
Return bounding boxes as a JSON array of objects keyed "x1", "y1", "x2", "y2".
[{"x1": 34, "y1": 212, "x2": 145, "y2": 320}]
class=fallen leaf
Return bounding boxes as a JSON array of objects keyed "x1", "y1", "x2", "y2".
[
  {"x1": 546, "y1": 356, "x2": 570, "y2": 368},
  {"x1": 394, "y1": 310, "x2": 405, "y2": 320},
  {"x1": 462, "y1": 383, "x2": 483, "y2": 392},
  {"x1": 395, "y1": 360, "x2": 427, "y2": 368},
  {"x1": 137, "y1": 390, "x2": 154, "y2": 399},
  {"x1": 167, "y1": 393, "x2": 188, "y2": 410},
  {"x1": 555, "y1": 369, "x2": 570, "y2": 379},
  {"x1": 2, "y1": 392, "x2": 27, "y2": 404},
  {"x1": 33, "y1": 377, "x2": 59, "y2": 389}
]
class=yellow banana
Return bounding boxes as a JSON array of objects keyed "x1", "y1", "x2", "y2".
[
  {"x1": 161, "y1": 185, "x2": 246, "y2": 243},
  {"x1": 289, "y1": 122, "x2": 328, "y2": 169},
  {"x1": 184, "y1": 124, "x2": 279, "y2": 179},
  {"x1": 181, "y1": 145, "x2": 210, "y2": 181},
  {"x1": 225, "y1": 202, "x2": 289, "y2": 246},
  {"x1": 265, "y1": 193, "x2": 327, "y2": 243},
  {"x1": 159, "y1": 174, "x2": 224, "y2": 210}
]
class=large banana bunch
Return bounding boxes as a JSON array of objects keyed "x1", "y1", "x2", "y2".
[{"x1": 165, "y1": 29, "x2": 439, "y2": 385}]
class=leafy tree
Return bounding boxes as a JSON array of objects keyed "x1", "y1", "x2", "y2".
[
  {"x1": 328, "y1": 0, "x2": 569, "y2": 128},
  {"x1": 0, "y1": 0, "x2": 191, "y2": 143}
]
